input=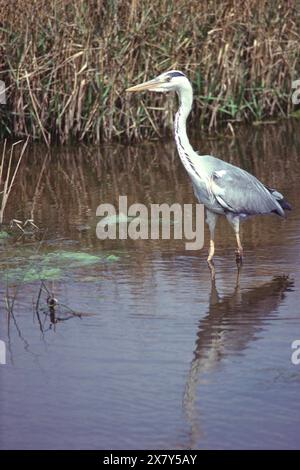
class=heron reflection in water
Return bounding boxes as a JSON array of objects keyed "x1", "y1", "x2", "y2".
[{"x1": 183, "y1": 268, "x2": 294, "y2": 447}]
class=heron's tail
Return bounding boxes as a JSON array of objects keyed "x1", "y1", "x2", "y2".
[
  {"x1": 277, "y1": 198, "x2": 292, "y2": 211},
  {"x1": 266, "y1": 186, "x2": 292, "y2": 216}
]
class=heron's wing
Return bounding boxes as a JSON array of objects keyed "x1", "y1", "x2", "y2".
[{"x1": 209, "y1": 166, "x2": 284, "y2": 216}]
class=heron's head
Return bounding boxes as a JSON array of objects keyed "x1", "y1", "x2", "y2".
[{"x1": 126, "y1": 70, "x2": 191, "y2": 94}]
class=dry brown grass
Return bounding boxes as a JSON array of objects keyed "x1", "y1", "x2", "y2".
[{"x1": 0, "y1": 0, "x2": 299, "y2": 143}]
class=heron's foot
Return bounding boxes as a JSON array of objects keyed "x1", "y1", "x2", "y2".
[{"x1": 235, "y1": 248, "x2": 243, "y2": 265}]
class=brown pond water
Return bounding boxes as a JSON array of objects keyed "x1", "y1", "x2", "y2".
[{"x1": 0, "y1": 121, "x2": 300, "y2": 449}]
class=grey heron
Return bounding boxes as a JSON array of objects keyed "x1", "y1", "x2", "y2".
[{"x1": 126, "y1": 70, "x2": 291, "y2": 263}]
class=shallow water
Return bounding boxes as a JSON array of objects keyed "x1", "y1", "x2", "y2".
[{"x1": 1, "y1": 121, "x2": 300, "y2": 449}]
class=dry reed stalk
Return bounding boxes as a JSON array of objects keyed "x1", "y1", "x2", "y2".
[{"x1": 0, "y1": 138, "x2": 29, "y2": 224}]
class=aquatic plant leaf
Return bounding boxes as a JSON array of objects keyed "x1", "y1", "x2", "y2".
[
  {"x1": 5, "y1": 267, "x2": 61, "y2": 283},
  {"x1": 0, "y1": 231, "x2": 10, "y2": 239},
  {"x1": 290, "y1": 110, "x2": 300, "y2": 119},
  {"x1": 44, "y1": 251, "x2": 101, "y2": 267},
  {"x1": 106, "y1": 254, "x2": 120, "y2": 261},
  {"x1": 100, "y1": 214, "x2": 136, "y2": 225}
]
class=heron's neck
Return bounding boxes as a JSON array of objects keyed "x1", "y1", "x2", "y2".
[{"x1": 174, "y1": 87, "x2": 196, "y2": 172}]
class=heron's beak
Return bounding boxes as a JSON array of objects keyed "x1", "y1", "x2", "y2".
[{"x1": 126, "y1": 77, "x2": 164, "y2": 92}]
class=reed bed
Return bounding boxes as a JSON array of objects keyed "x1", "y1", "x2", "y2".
[{"x1": 0, "y1": 0, "x2": 299, "y2": 143}]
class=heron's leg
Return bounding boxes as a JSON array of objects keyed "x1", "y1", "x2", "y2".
[
  {"x1": 226, "y1": 214, "x2": 243, "y2": 264},
  {"x1": 208, "y1": 240, "x2": 215, "y2": 262},
  {"x1": 235, "y1": 232, "x2": 243, "y2": 259},
  {"x1": 206, "y1": 210, "x2": 218, "y2": 263}
]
